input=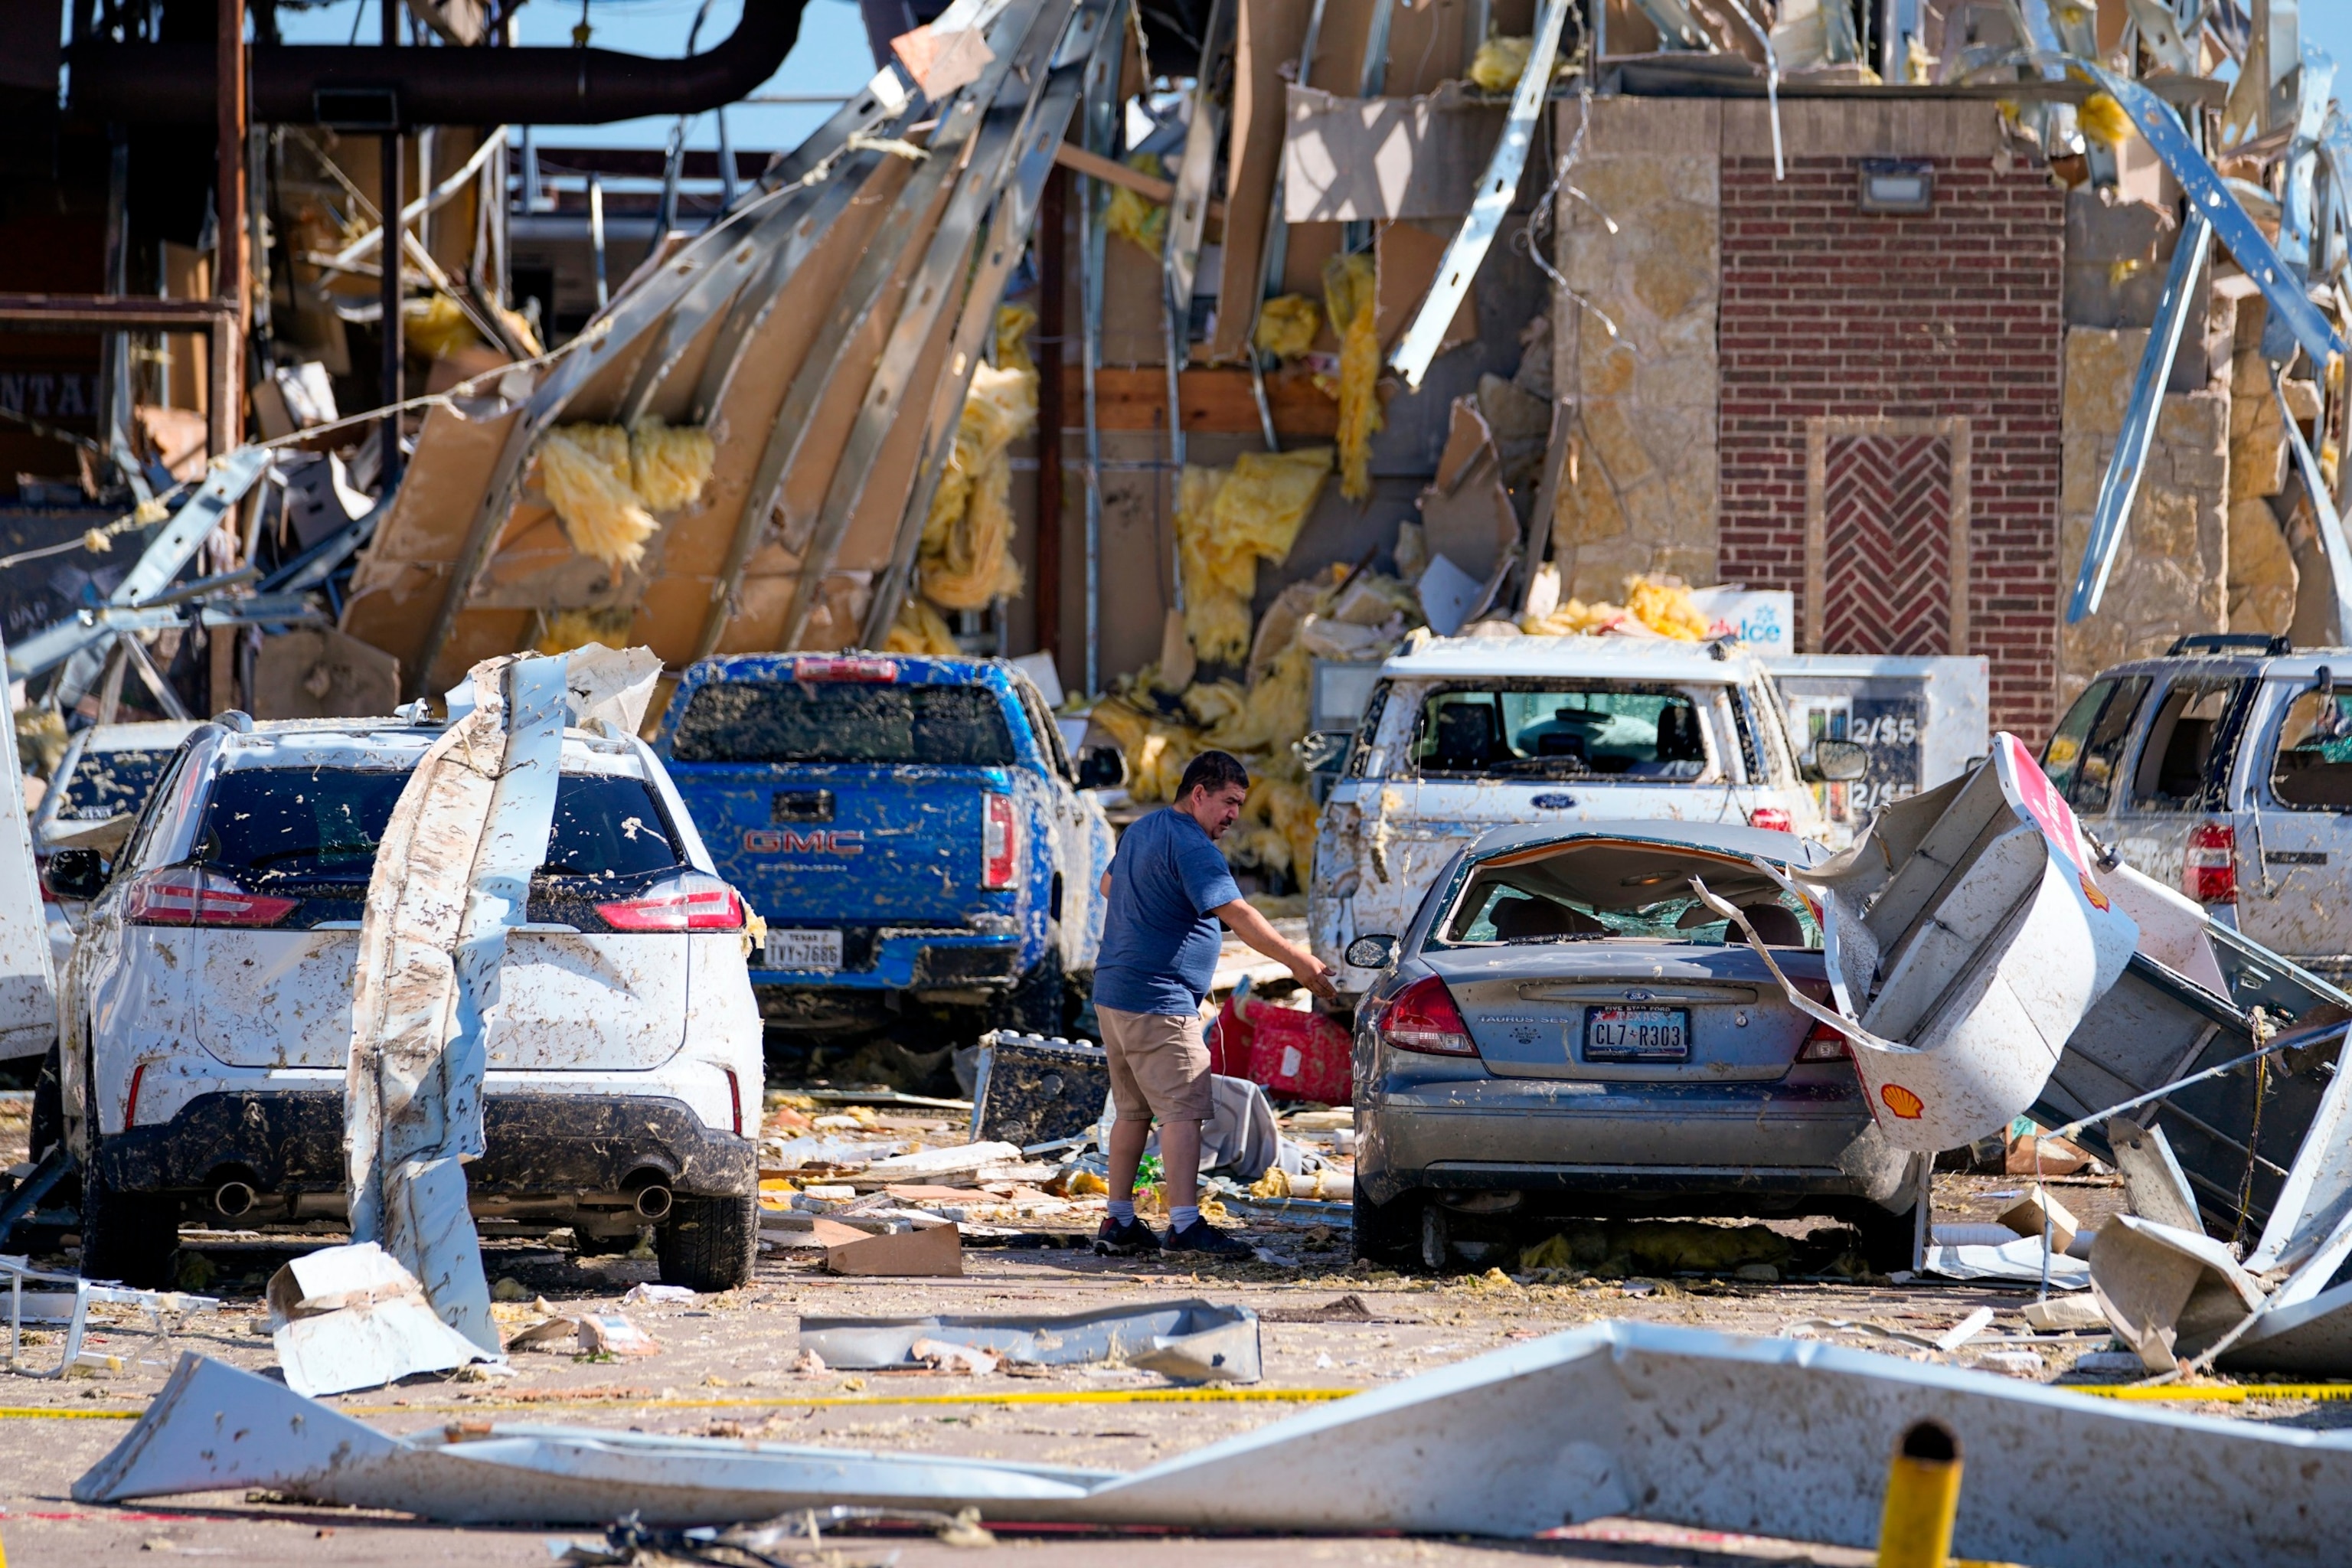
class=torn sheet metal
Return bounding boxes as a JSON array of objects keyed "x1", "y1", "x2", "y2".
[
  {"x1": 0, "y1": 634, "x2": 56, "y2": 1061},
  {"x1": 1720, "y1": 737, "x2": 2138, "y2": 1151},
  {"x1": 1280, "y1": 86, "x2": 1508, "y2": 222},
  {"x1": 77, "y1": 1323, "x2": 2352, "y2": 1563},
  {"x1": 2088, "y1": 1214, "x2": 2266, "y2": 1370},
  {"x1": 2105, "y1": 1118, "x2": 2203, "y2": 1233},
  {"x1": 345, "y1": 645, "x2": 661, "y2": 1354},
  {"x1": 1387, "y1": 0, "x2": 1570, "y2": 389},
  {"x1": 1919, "y1": 1236, "x2": 2089, "y2": 1289},
  {"x1": 266, "y1": 1241, "x2": 495, "y2": 1396},
  {"x1": 2068, "y1": 211, "x2": 2213, "y2": 623},
  {"x1": 1162, "y1": 0, "x2": 1231, "y2": 311},
  {"x1": 2214, "y1": 1274, "x2": 2352, "y2": 1373},
  {"x1": 800, "y1": 1301, "x2": 1261, "y2": 1383},
  {"x1": 2274, "y1": 362, "x2": 2352, "y2": 644}
]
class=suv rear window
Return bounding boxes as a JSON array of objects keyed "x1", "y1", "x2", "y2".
[
  {"x1": 671, "y1": 680, "x2": 1018, "y2": 766},
  {"x1": 194, "y1": 767, "x2": 682, "y2": 884},
  {"x1": 1413, "y1": 683, "x2": 1717, "y2": 780},
  {"x1": 2271, "y1": 686, "x2": 2352, "y2": 809},
  {"x1": 57, "y1": 748, "x2": 175, "y2": 821}
]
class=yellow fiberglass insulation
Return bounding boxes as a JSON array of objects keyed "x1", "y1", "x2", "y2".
[
  {"x1": 1089, "y1": 697, "x2": 1200, "y2": 804},
  {"x1": 995, "y1": 302, "x2": 1038, "y2": 374},
  {"x1": 629, "y1": 416, "x2": 717, "y2": 514},
  {"x1": 1322, "y1": 253, "x2": 1383, "y2": 501},
  {"x1": 1176, "y1": 448, "x2": 1334, "y2": 664},
  {"x1": 1253, "y1": 294, "x2": 1321, "y2": 361},
  {"x1": 403, "y1": 292, "x2": 479, "y2": 359},
  {"x1": 533, "y1": 606, "x2": 635, "y2": 655},
  {"x1": 884, "y1": 596, "x2": 963, "y2": 655},
  {"x1": 1520, "y1": 575, "x2": 1717, "y2": 642},
  {"x1": 1103, "y1": 154, "x2": 1169, "y2": 256},
  {"x1": 538, "y1": 424, "x2": 658, "y2": 570},
  {"x1": 1469, "y1": 34, "x2": 1533, "y2": 92},
  {"x1": 2078, "y1": 91, "x2": 2136, "y2": 149},
  {"x1": 919, "y1": 354, "x2": 1036, "y2": 610}
]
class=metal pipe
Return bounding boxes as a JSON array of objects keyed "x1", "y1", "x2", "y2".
[
  {"x1": 380, "y1": 0, "x2": 404, "y2": 492},
  {"x1": 589, "y1": 173, "x2": 609, "y2": 310},
  {"x1": 632, "y1": 1184, "x2": 673, "y2": 1220},
  {"x1": 211, "y1": 1179, "x2": 256, "y2": 1219},
  {"x1": 1035, "y1": 165, "x2": 1065, "y2": 666},
  {"x1": 68, "y1": 0, "x2": 810, "y2": 126},
  {"x1": 218, "y1": 0, "x2": 249, "y2": 337}
]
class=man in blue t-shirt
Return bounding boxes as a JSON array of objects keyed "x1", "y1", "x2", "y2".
[{"x1": 1091, "y1": 749, "x2": 1335, "y2": 1256}]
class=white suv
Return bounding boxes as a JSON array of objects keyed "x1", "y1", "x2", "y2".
[
  {"x1": 46, "y1": 711, "x2": 763, "y2": 1289},
  {"x1": 1310, "y1": 634, "x2": 1860, "y2": 998}
]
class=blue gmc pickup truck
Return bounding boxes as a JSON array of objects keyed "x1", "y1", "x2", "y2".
[{"x1": 652, "y1": 653, "x2": 1114, "y2": 1040}]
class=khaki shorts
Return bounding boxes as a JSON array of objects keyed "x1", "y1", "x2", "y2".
[{"x1": 1096, "y1": 1004, "x2": 1213, "y2": 1122}]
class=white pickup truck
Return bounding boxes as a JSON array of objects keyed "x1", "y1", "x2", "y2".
[{"x1": 1308, "y1": 634, "x2": 1864, "y2": 1000}]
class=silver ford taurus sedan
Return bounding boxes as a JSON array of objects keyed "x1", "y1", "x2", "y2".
[{"x1": 1345, "y1": 822, "x2": 1923, "y2": 1272}]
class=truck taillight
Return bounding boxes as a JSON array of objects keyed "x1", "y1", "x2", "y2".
[
  {"x1": 1749, "y1": 806, "x2": 1794, "y2": 833},
  {"x1": 1379, "y1": 975, "x2": 1478, "y2": 1057},
  {"x1": 2185, "y1": 822, "x2": 2237, "y2": 905},
  {"x1": 982, "y1": 792, "x2": 1018, "y2": 890},
  {"x1": 596, "y1": 872, "x2": 746, "y2": 932},
  {"x1": 724, "y1": 1067, "x2": 743, "y2": 1136},
  {"x1": 791, "y1": 655, "x2": 899, "y2": 682},
  {"x1": 126, "y1": 867, "x2": 298, "y2": 928}
]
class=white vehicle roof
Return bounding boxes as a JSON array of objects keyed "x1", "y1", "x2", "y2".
[
  {"x1": 75, "y1": 720, "x2": 202, "y2": 752},
  {"x1": 211, "y1": 720, "x2": 648, "y2": 776},
  {"x1": 1380, "y1": 632, "x2": 1754, "y2": 684}
]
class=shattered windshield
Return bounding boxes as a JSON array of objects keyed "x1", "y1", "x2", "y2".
[
  {"x1": 671, "y1": 680, "x2": 1018, "y2": 767},
  {"x1": 1438, "y1": 840, "x2": 1820, "y2": 949},
  {"x1": 1411, "y1": 682, "x2": 1720, "y2": 780},
  {"x1": 194, "y1": 767, "x2": 682, "y2": 884},
  {"x1": 57, "y1": 747, "x2": 175, "y2": 822}
]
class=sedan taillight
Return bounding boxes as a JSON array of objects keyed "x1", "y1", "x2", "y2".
[
  {"x1": 1380, "y1": 975, "x2": 1479, "y2": 1057},
  {"x1": 126, "y1": 867, "x2": 298, "y2": 928},
  {"x1": 982, "y1": 793, "x2": 1019, "y2": 890},
  {"x1": 596, "y1": 871, "x2": 746, "y2": 932},
  {"x1": 1797, "y1": 1020, "x2": 1849, "y2": 1062},
  {"x1": 2184, "y1": 822, "x2": 2236, "y2": 906}
]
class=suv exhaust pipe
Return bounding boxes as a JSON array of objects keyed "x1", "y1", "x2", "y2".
[
  {"x1": 633, "y1": 1184, "x2": 674, "y2": 1221},
  {"x1": 212, "y1": 1179, "x2": 256, "y2": 1219}
]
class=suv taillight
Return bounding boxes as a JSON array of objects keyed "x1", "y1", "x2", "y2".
[
  {"x1": 126, "y1": 867, "x2": 298, "y2": 928},
  {"x1": 1379, "y1": 975, "x2": 1478, "y2": 1057},
  {"x1": 1749, "y1": 806, "x2": 1794, "y2": 832},
  {"x1": 2185, "y1": 822, "x2": 2237, "y2": 905},
  {"x1": 596, "y1": 871, "x2": 746, "y2": 932},
  {"x1": 982, "y1": 793, "x2": 1018, "y2": 890}
]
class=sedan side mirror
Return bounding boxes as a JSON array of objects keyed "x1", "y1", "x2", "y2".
[
  {"x1": 1802, "y1": 738, "x2": 1869, "y2": 783},
  {"x1": 1076, "y1": 746, "x2": 1127, "y2": 791},
  {"x1": 1344, "y1": 933, "x2": 1398, "y2": 969},
  {"x1": 43, "y1": 847, "x2": 107, "y2": 902}
]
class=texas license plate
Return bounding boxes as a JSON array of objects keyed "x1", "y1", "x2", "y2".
[
  {"x1": 764, "y1": 929, "x2": 843, "y2": 972},
  {"x1": 1584, "y1": 1006, "x2": 1689, "y2": 1062}
]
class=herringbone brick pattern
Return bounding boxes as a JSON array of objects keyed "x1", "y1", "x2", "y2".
[{"x1": 1821, "y1": 434, "x2": 1952, "y2": 655}]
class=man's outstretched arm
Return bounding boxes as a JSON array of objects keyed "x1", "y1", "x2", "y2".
[{"x1": 1213, "y1": 897, "x2": 1338, "y2": 998}]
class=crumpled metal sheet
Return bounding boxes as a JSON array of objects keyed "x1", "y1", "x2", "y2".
[
  {"x1": 799, "y1": 1300, "x2": 1260, "y2": 1383},
  {"x1": 266, "y1": 1242, "x2": 494, "y2": 1397},
  {"x1": 0, "y1": 629, "x2": 56, "y2": 1062},
  {"x1": 344, "y1": 644, "x2": 662, "y2": 1354},
  {"x1": 75, "y1": 1322, "x2": 2352, "y2": 1563}
]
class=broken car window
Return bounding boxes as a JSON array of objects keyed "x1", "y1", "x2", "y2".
[
  {"x1": 1436, "y1": 841, "x2": 1819, "y2": 949},
  {"x1": 56, "y1": 748, "x2": 175, "y2": 822},
  {"x1": 2269, "y1": 687, "x2": 2352, "y2": 810},
  {"x1": 2042, "y1": 675, "x2": 2148, "y2": 814},
  {"x1": 2130, "y1": 679, "x2": 2248, "y2": 812},
  {"x1": 1410, "y1": 683, "x2": 1716, "y2": 781},
  {"x1": 671, "y1": 681, "x2": 1018, "y2": 768}
]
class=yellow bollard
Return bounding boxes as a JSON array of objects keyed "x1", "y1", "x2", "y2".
[{"x1": 1877, "y1": 1419, "x2": 1963, "y2": 1568}]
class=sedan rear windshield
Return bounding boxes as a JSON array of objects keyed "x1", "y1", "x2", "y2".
[
  {"x1": 57, "y1": 747, "x2": 175, "y2": 821},
  {"x1": 1438, "y1": 840, "x2": 1819, "y2": 949},
  {"x1": 192, "y1": 767, "x2": 684, "y2": 884},
  {"x1": 671, "y1": 680, "x2": 1018, "y2": 766},
  {"x1": 1412, "y1": 682, "x2": 1720, "y2": 780}
]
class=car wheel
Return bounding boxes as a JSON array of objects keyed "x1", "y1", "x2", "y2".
[
  {"x1": 1855, "y1": 1202, "x2": 1921, "y2": 1274},
  {"x1": 29, "y1": 1046, "x2": 62, "y2": 1163},
  {"x1": 79, "y1": 1150, "x2": 180, "y2": 1289},
  {"x1": 656, "y1": 1194, "x2": 758, "y2": 1291},
  {"x1": 1419, "y1": 1201, "x2": 1454, "y2": 1273},
  {"x1": 993, "y1": 930, "x2": 1067, "y2": 1037},
  {"x1": 1351, "y1": 1188, "x2": 1419, "y2": 1267}
]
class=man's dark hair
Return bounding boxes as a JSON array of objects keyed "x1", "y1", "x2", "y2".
[{"x1": 1177, "y1": 749, "x2": 1250, "y2": 801}]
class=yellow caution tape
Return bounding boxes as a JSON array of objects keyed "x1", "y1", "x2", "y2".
[
  {"x1": 0, "y1": 1406, "x2": 143, "y2": 1420},
  {"x1": 0, "y1": 1387, "x2": 1364, "y2": 1423},
  {"x1": 2069, "y1": 1383, "x2": 2352, "y2": 1403}
]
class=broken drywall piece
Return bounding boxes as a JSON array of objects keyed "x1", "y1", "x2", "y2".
[
  {"x1": 799, "y1": 1301, "x2": 1261, "y2": 1383},
  {"x1": 77, "y1": 1325, "x2": 2352, "y2": 1563},
  {"x1": 1279, "y1": 84, "x2": 1508, "y2": 222},
  {"x1": 1416, "y1": 553, "x2": 1483, "y2": 637},
  {"x1": 266, "y1": 1242, "x2": 496, "y2": 1397},
  {"x1": 1416, "y1": 398, "x2": 1520, "y2": 590},
  {"x1": 1998, "y1": 1187, "x2": 2080, "y2": 1255},
  {"x1": 825, "y1": 1220, "x2": 965, "y2": 1276},
  {"x1": 864, "y1": 1142, "x2": 1024, "y2": 1179},
  {"x1": 2089, "y1": 1214, "x2": 2266, "y2": 1370}
]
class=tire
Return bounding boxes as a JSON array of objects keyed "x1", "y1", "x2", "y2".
[
  {"x1": 29, "y1": 1047, "x2": 62, "y2": 1163},
  {"x1": 993, "y1": 931, "x2": 1067, "y2": 1037},
  {"x1": 1854, "y1": 1202, "x2": 1921, "y2": 1274},
  {"x1": 1351, "y1": 1187, "x2": 1420, "y2": 1268},
  {"x1": 657, "y1": 1194, "x2": 757, "y2": 1291},
  {"x1": 79, "y1": 1150, "x2": 180, "y2": 1289}
]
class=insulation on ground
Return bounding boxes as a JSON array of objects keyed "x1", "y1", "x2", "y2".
[
  {"x1": 1253, "y1": 295, "x2": 1321, "y2": 361},
  {"x1": 1103, "y1": 153, "x2": 1169, "y2": 256},
  {"x1": 537, "y1": 424, "x2": 658, "y2": 570},
  {"x1": 1322, "y1": 253, "x2": 1383, "y2": 502},
  {"x1": 1176, "y1": 448, "x2": 1334, "y2": 663}
]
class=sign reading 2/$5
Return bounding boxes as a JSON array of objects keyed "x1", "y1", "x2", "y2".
[{"x1": 743, "y1": 828, "x2": 865, "y2": 856}]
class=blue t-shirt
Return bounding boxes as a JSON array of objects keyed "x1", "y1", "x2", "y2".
[{"x1": 1092, "y1": 805, "x2": 1243, "y2": 1016}]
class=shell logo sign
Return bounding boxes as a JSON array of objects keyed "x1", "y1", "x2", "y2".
[{"x1": 1881, "y1": 1083, "x2": 1925, "y2": 1120}]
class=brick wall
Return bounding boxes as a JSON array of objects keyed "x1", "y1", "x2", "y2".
[{"x1": 1714, "y1": 118, "x2": 2066, "y2": 737}]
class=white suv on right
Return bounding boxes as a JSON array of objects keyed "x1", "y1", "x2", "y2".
[{"x1": 46, "y1": 710, "x2": 763, "y2": 1289}]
